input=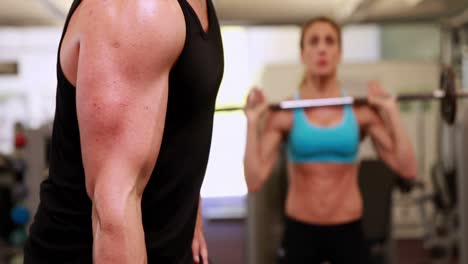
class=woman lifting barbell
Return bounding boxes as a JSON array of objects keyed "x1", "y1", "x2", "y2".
[{"x1": 243, "y1": 17, "x2": 418, "y2": 264}]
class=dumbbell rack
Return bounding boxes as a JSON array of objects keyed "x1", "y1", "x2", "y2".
[
  {"x1": 0, "y1": 124, "x2": 51, "y2": 262},
  {"x1": 21, "y1": 124, "x2": 51, "y2": 231},
  {"x1": 0, "y1": 124, "x2": 29, "y2": 262},
  {"x1": 0, "y1": 156, "x2": 17, "y2": 262}
]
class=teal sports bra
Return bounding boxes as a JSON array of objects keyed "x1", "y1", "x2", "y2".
[{"x1": 287, "y1": 90, "x2": 360, "y2": 164}]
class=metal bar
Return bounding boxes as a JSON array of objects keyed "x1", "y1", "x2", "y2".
[
  {"x1": 214, "y1": 89, "x2": 468, "y2": 112},
  {"x1": 279, "y1": 96, "x2": 355, "y2": 109}
]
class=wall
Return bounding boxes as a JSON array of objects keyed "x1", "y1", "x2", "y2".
[
  {"x1": 0, "y1": 27, "x2": 61, "y2": 154},
  {"x1": 381, "y1": 23, "x2": 441, "y2": 61}
]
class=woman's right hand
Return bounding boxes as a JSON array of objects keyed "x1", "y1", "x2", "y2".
[{"x1": 244, "y1": 87, "x2": 269, "y2": 124}]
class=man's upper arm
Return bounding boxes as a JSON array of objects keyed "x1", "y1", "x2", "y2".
[{"x1": 75, "y1": 1, "x2": 185, "y2": 197}]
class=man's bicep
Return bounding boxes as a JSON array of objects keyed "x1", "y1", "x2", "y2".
[
  {"x1": 75, "y1": 0, "x2": 186, "y2": 139},
  {"x1": 75, "y1": 5, "x2": 185, "y2": 196}
]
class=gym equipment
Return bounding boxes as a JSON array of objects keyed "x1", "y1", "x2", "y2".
[
  {"x1": 11, "y1": 159, "x2": 26, "y2": 182},
  {"x1": 216, "y1": 67, "x2": 466, "y2": 125},
  {"x1": 14, "y1": 133, "x2": 27, "y2": 149},
  {"x1": 10, "y1": 206, "x2": 30, "y2": 226},
  {"x1": 8, "y1": 228, "x2": 27, "y2": 247},
  {"x1": 11, "y1": 184, "x2": 28, "y2": 201}
]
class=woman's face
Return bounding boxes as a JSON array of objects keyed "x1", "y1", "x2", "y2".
[{"x1": 301, "y1": 22, "x2": 341, "y2": 78}]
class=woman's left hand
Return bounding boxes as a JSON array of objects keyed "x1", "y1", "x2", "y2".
[{"x1": 367, "y1": 81, "x2": 398, "y2": 113}]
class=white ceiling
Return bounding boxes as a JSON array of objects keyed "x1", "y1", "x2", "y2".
[{"x1": 0, "y1": 0, "x2": 467, "y2": 26}]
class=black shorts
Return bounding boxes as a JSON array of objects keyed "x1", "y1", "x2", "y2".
[{"x1": 277, "y1": 216, "x2": 370, "y2": 264}]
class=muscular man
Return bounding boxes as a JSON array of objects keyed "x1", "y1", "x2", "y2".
[{"x1": 24, "y1": 0, "x2": 224, "y2": 263}]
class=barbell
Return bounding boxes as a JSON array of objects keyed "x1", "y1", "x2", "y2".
[{"x1": 215, "y1": 67, "x2": 468, "y2": 125}]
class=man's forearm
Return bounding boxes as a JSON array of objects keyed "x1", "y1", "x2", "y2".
[
  {"x1": 92, "y1": 197, "x2": 147, "y2": 264},
  {"x1": 197, "y1": 196, "x2": 202, "y2": 224}
]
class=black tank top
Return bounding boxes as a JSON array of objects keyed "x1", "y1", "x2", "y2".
[{"x1": 24, "y1": 0, "x2": 224, "y2": 263}]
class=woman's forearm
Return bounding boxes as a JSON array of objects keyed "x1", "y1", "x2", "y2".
[
  {"x1": 384, "y1": 109, "x2": 418, "y2": 179},
  {"x1": 244, "y1": 120, "x2": 268, "y2": 192}
]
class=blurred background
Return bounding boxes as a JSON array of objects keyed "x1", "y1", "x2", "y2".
[{"x1": 1, "y1": 0, "x2": 468, "y2": 263}]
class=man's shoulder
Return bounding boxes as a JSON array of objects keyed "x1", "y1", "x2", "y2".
[
  {"x1": 74, "y1": 0, "x2": 186, "y2": 61},
  {"x1": 76, "y1": 0, "x2": 185, "y2": 36}
]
